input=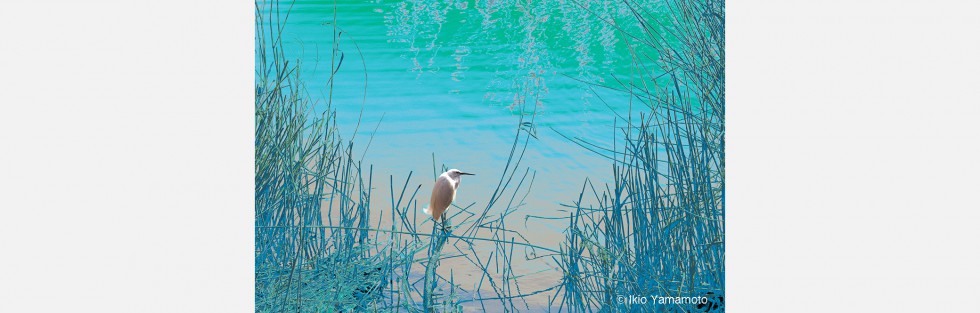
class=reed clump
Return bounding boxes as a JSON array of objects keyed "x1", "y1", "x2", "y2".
[{"x1": 555, "y1": 0, "x2": 725, "y2": 312}]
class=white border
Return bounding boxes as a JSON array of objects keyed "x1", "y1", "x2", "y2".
[{"x1": 1, "y1": 1, "x2": 978, "y2": 311}]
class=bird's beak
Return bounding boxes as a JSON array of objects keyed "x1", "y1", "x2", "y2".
[{"x1": 460, "y1": 172, "x2": 475, "y2": 176}]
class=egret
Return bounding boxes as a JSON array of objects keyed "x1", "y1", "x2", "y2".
[{"x1": 424, "y1": 169, "x2": 474, "y2": 230}]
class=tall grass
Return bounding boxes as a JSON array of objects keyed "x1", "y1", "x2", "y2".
[
  {"x1": 554, "y1": 0, "x2": 725, "y2": 312},
  {"x1": 254, "y1": 1, "x2": 553, "y2": 312},
  {"x1": 255, "y1": 0, "x2": 724, "y2": 311}
]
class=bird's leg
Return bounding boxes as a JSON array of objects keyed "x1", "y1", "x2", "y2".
[{"x1": 440, "y1": 217, "x2": 451, "y2": 232}]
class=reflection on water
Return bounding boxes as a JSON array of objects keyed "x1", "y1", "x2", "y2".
[
  {"x1": 264, "y1": 0, "x2": 665, "y2": 310},
  {"x1": 273, "y1": 0, "x2": 658, "y2": 208}
]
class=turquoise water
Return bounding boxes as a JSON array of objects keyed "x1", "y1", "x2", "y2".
[{"x1": 268, "y1": 0, "x2": 657, "y2": 217}]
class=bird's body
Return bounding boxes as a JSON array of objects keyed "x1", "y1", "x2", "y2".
[{"x1": 424, "y1": 169, "x2": 473, "y2": 224}]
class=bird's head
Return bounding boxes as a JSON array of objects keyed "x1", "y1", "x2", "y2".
[{"x1": 447, "y1": 169, "x2": 475, "y2": 180}]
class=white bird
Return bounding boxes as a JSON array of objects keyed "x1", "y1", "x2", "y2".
[{"x1": 424, "y1": 169, "x2": 474, "y2": 229}]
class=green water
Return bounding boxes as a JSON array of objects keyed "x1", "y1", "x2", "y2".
[{"x1": 266, "y1": 0, "x2": 661, "y2": 211}]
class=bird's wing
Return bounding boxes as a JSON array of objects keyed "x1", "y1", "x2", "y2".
[{"x1": 429, "y1": 176, "x2": 454, "y2": 221}]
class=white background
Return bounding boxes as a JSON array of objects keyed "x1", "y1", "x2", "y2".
[{"x1": 1, "y1": 0, "x2": 978, "y2": 312}]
